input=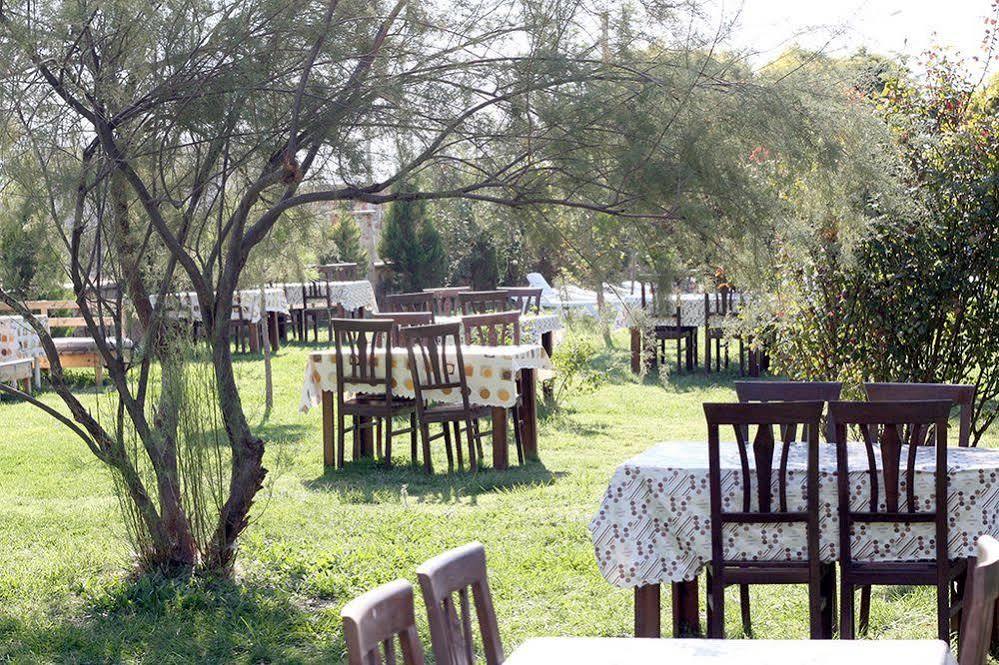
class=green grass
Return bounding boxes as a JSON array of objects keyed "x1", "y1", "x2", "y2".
[{"x1": 0, "y1": 331, "x2": 993, "y2": 663}]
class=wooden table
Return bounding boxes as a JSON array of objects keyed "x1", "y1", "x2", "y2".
[
  {"x1": 301, "y1": 344, "x2": 553, "y2": 470},
  {"x1": 505, "y1": 637, "x2": 956, "y2": 664}
]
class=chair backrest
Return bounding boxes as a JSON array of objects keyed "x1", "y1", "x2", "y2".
[
  {"x1": 461, "y1": 311, "x2": 520, "y2": 346},
  {"x1": 423, "y1": 287, "x2": 470, "y2": 316},
  {"x1": 332, "y1": 318, "x2": 393, "y2": 396},
  {"x1": 378, "y1": 312, "x2": 435, "y2": 345},
  {"x1": 341, "y1": 579, "x2": 426, "y2": 665},
  {"x1": 384, "y1": 292, "x2": 435, "y2": 314},
  {"x1": 959, "y1": 535, "x2": 999, "y2": 665},
  {"x1": 524, "y1": 272, "x2": 555, "y2": 295},
  {"x1": 458, "y1": 290, "x2": 510, "y2": 315},
  {"x1": 864, "y1": 382, "x2": 976, "y2": 447},
  {"x1": 503, "y1": 287, "x2": 542, "y2": 314},
  {"x1": 703, "y1": 402, "x2": 824, "y2": 569},
  {"x1": 416, "y1": 543, "x2": 503, "y2": 665},
  {"x1": 735, "y1": 381, "x2": 843, "y2": 442},
  {"x1": 402, "y1": 323, "x2": 472, "y2": 404},
  {"x1": 829, "y1": 400, "x2": 952, "y2": 570},
  {"x1": 317, "y1": 262, "x2": 358, "y2": 281},
  {"x1": 704, "y1": 288, "x2": 739, "y2": 325}
]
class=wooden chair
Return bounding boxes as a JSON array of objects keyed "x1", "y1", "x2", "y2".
[
  {"x1": 461, "y1": 311, "x2": 521, "y2": 346},
  {"x1": 301, "y1": 280, "x2": 336, "y2": 342},
  {"x1": 704, "y1": 289, "x2": 738, "y2": 373},
  {"x1": 424, "y1": 287, "x2": 470, "y2": 316},
  {"x1": 416, "y1": 543, "x2": 504, "y2": 665},
  {"x1": 735, "y1": 381, "x2": 843, "y2": 442},
  {"x1": 458, "y1": 290, "x2": 511, "y2": 315},
  {"x1": 384, "y1": 292, "x2": 435, "y2": 315},
  {"x1": 332, "y1": 318, "x2": 417, "y2": 468},
  {"x1": 376, "y1": 312, "x2": 435, "y2": 346},
  {"x1": 653, "y1": 306, "x2": 697, "y2": 374},
  {"x1": 958, "y1": 535, "x2": 999, "y2": 665},
  {"x1": 864, "y1": 382, "x2": 976, "y2": 447},
  {"x1": 317, "y1": 262, "x2": 359, "y2": 281},
  {"x1": 341, "y1": 579, "x2": 426, "y2": 665},
  {"x1": 503, "y1": 287, "x2": 542, "y2": 314},
  {"x1": 829, "y1": 399, "x2": 967, "y2": 643},
  {"x1": 703, "y1": 401, "x2": 833, "y2": 639},
  {"x1": 402, "y1": 323, "x2": 486, "y2": 473}
]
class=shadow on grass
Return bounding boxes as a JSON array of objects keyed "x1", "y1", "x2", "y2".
[
  {"x1": 305, "y1": 456, "x2": 560, "y2": 505},
  {"x1": 1, "y1": 572, "x2": 342, "y2": 663}
]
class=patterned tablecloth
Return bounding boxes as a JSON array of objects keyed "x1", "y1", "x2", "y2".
[
  {"x1": 627, "y1": 293, "x2": 749, "y2": 328},
  {"x1": 153, "y1": 289, "x2": 290, "y2": 323},
  {"x1": 0, "y1": 315, "x2": 48, "y2": 361},
  {"x1": 300, "y1": 344, "x2": 554, "y2": 412},
  {"x1": 590, "y1": 441, "x2": 999, "y2": 588},
  {"x1": 275, "y1": 281, "x2": 377, "y2": 312},
  {"x1": 437, "y1": 313, "x2": 562, "y2": 345}
]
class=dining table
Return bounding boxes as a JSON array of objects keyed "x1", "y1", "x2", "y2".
[
  {"x1": 504, "y1": 637, "x2": 956, "y2": 664},
  {"x1": 300, "y1": 343, "x2": 555, "y2": 469},
  {"x1": 0, "y1": 314, "x2": 47, "y2": 389},
  {"x1": 589, "y1": 440, "x2": 999, "y2": 638}
]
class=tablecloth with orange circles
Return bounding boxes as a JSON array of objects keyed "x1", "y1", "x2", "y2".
[
  {"x1": 299, "y1": 344, "x2": 554, "y2": 411},
  {"x1": 0, "y1": 315, "x2": 48, "y2": 361}
]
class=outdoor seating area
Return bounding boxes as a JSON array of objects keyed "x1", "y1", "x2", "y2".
[{"x1": 3, "y1": 1, "x2": 999, "y2": 662}]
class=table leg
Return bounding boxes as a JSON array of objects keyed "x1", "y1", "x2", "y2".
[
  {"x1": 33, "y1": 359, "x2": 41, "y2": 389},
  {"x1": 268, "y1": 312, "x2": 280, "y2": 351},
  {"x1": 322, "y1": 390, "x2": 335, "y2": 467},
  {"x1": 249, "y1": 323, "x2": 261, "y2": 353},
  {"x1": 491, "y1": 407, "x2": 509, "y2": 470},
  {"x1": 630, "y1": 327, "x2": 642, "y2": 374},
  {"x1": 635, "y1": 584, "x2": 661, "y2": 638},
  {"x1": 541, "y1": 331, "x2": 554, "y2": 401},
  {"x1": 672, "y1": 579, "x2": 701, "y2": 637},
  {"x1": 359, "y1": 416, "x2": 374, "y2": 458},
  {"x1": 520, "y1": 368, "x2": 539, "y2": 461}
]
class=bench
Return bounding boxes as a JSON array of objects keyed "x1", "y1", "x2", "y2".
[
  {"x1": 0, "y1": 300, "x2": 131, "y2": 386},
  {"x1": 0, "y1": 358, "x2": 34, "y2": 393}
]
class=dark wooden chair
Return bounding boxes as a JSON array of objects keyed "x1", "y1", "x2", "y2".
[
  {"x1": 653, "y1": 306, "x2": 697, "y2": 373},
  {"x1": 461, "y1": 311, "x2": 521, "y2": 346},
  {"x1": 230, "y1": 292, "x2": 260, "y2": 354},
  {"x1": 959, "y1": 535, "x2": 999, "y2": 665},
  {"x1": 503, "y1": 287, "x2": 542, "y2": 314},
  {"x1": 829, "y1": 399, "x2": 967, "y2": 644},
  {"x1": 402, "y1": 323, "x2": 486, "y2": 473},
  {"x1": 460, "y1": 311, "x2": 525, "y2": 463},
  {"x1": 332, "y1": 318, "x2": 417, "y2": 469},
  {"x1": 704, "y1": 289, "x2": 738, "y2": 373},
  {"x1": 864, "y1": 382, "x2": 976, "y2": 447},
  {"x1": 301, "y1": 280, "x2": 336, "y2": 342},
  {"x1": 735, "y1": 381, "x2": 843, "y2": 442},
  {"x1": 376, "y1": 312, "x2": 435, "y2": 346},
  {"x1": 341, "y1": 579, "x2": 426, "y2": 665},
  {"x1": 458, "y1": 290, "x2": 511, "y2": 315},
  {"x1": 416, "y1": 543, "x2": 504, "y2": 665},
  {"x1": 424, "y1": 287, "x2": 470, "y2": 316},
  {"x1": 384, "y1": 292, "x2": 435, "y2": 315},
  {"x1": 703, "y1": 401, "x2": 834, "y2": 639},
  {"x1": 317, "y1": 262, "x2": 358, "y2": 281}
]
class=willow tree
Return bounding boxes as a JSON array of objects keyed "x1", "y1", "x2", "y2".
[{"x1": 0, "y1": 0, "x2": 737, "y2": 575}]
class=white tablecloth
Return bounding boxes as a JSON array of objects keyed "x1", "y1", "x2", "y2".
[
  {"x1": 274, "y1": 281, "x2": 376, "y2": 313},
  {"x1": 506, "y1": 638, "x2": 956, "y2": 665},
  {"x1": 152, "y1": 289, "x2": 289, "y2": 323},
  {"x1": 590, "y1": 441, "x2": 999, "y2": 587},
  {"x1": 627, "y1": 293, "x2": 749, "y2": 327},
  {"x1": 437, "y1": 313, "x2": 562, "y2": 345},
  {"x1": 300, "y1": 344, "x2": 554, "y2": 411}
]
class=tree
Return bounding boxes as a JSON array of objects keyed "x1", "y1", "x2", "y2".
[
  {"x1": 321, "y1": 211, "x2": 368, "y2": 267},
  {"x1": 379, "y1": 188, "x2": 445, "y2": 292},
  {"x1": 0, "y1": 0, "x2": 866, "y2": 577}
]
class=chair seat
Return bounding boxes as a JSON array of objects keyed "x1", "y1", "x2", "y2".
[
  {"x1": 717, "y1": 560, "x2": 815, "y2": 585},
  {"x1": 420, "y1": 403, "x2": 490, "y2": 423},
  {"x1": 342, "y1": 394, "x2": 416, "y2": 416}
]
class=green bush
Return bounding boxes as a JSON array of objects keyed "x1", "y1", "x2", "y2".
[{"x1": 378, "y1": 184, "x2": 445, "y2": 292}]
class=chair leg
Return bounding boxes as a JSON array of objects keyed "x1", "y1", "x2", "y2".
[
  {"x1": 336, "y1": 407, "x2": 346, "y2": 469},
  {"x1": 708, "y1": 569, "x2": 725, "y2": 639},
  {"x1": 841, "y1": 583, "x2": 855, "y2": 640},
  {"x1": 453, "y1": 421, "x2": 464, "y2": 470},
  {"x1": 376, "y1": 418, "x2": 384, "y2": 459},
  {"x1": 466, "y1": 418, "x2": 479, "y2": 472},
  {"x1": 820, "y1": 563, "x2": 837, "y2": 638},
  {"x1": 384, "y1": 417, "x2": 393, "y2": 467},
  {"x1": 512, "y1": 406, "x2": 524, "y2": 465},
  {"x1": 410, "y1": 413, "x2": 418, "y2": 465},
  {"x1": 859, "y1": 585, "x2": 871, "y2": 635},
  {"x1": 676, "y1": 336, "x2": 681, "y2": 373},
  {"x1": 938, "y1": 576, "x2": 950, "y2": 645},
  {"x1": 352, "y1": 416, "x2": 360, "y2": 460},
  {"x1": 739, "y1": 585, "x2": 752, "y2": 637},
  {"x1": 442, "y1": 423, "x2": 454, "y2": 472},
  {"x1": 420, "y1": 423, "x2": 433, "y2": 474}
]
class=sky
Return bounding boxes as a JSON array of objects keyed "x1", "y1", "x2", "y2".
[{"x1": 718, "y1": 0, "x2": 999, "y2": 77}]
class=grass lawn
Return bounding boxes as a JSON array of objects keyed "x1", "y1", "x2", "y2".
[{"x1": 1, "y1": 330, "x2": 994, "y2": 663}]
